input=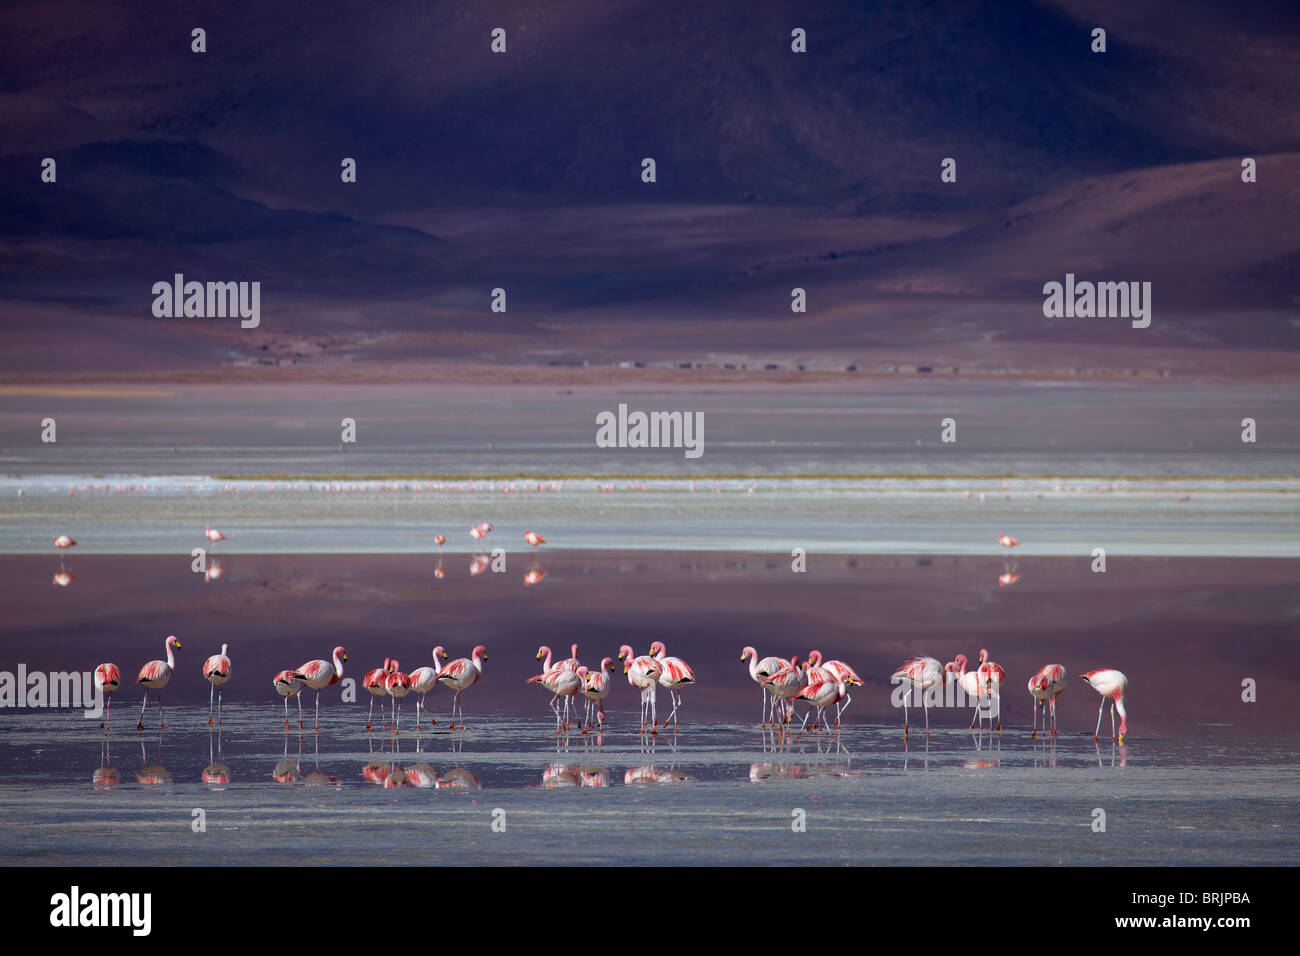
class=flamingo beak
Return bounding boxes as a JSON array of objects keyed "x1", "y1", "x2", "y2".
[{"x1": 342, "y1": 653, "x2": 349, "y2": 661}]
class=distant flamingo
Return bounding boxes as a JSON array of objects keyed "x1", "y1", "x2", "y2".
[
  {"x1": 292, "y1": 646, "x2": 348, "y2": 732},
  {"x1": 203, "y1": 525, "x2": 226, "y2": 552},
  {"x1": 438, "y1": 645, "x2": 486, "y2": 729},
  {"x1": 52, "y1": 571, "x2": 74, "y2": 586},
  {"x1": 1029, "y1": 664, "x2": 1067, "y2": 738},
  {"x1": 998, "y1": 534, "x2": 1018, "y2": 548},
  {"x1": 273, "y1": 670, "x2": 304, "y2": 729},
  {"x1": 741, "y1": 646, "x2": 789, "y2": 725},
  {"x1": 202, "y1": 643, "x2": 232, "y2": 726},
  {"x1": 1081, "y1": 669, "x2": 1128, "y2": 743},
  {"x1": 385, "y1": 662, "x2": 412, "y2": 734},
  {"x1": 136, "y1": 635, "x2": 182, "y2": 731},
  {"x1": 362, "y1": 657, "x2": 393, "y2": 731},
  {"x1": 618, "y1": 644, "x2": 662, "y2": 729},
  {"x1": 434, "y1": 534, "x2": 446, "y2": 550},
  {"x1": 408, "y1": 647, "x2": 448, "y2": 729},
  {"x1": 523, "y1": 530, "x2": 545, "y2": 549},
  {"x1": 53, "y1": 535, "x2": 77, "y2": 550},
  {"x1": 94, "y1": 663, "x2": 120, "y2": 729},
  {"x1": 648, "y1": 641, "x2": 694, "y2": 732},
  {"x1": 891, "y1": 656, "x2": 943, "y2": 737},
  {"x1": 523, "y1": 567, "x2": 547, "y2": 586}
]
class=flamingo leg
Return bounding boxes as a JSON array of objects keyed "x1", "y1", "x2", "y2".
[
  {"x1": 923, "y1": 695, "x2": 929, "y2": 738},
  {"x1": 903, "y1": 688, "x2": 910, "y2": 737},
  {"x1": 1094, "y1": 697, "x2": 1105, "y2": 741},
  {"x1": 137, "y1": 690, "x2": 149, "y2": 731},
  {"x1": 208, "y1": 683, "x2": 215, "y2": 725},
  {"x1": 367, "y1": 696, "x2": 374, "y2": 732},
  {"x1": 284, "y1": 696, "x2": 290, "y2": 730},
  {"x1": 218, "y1": 689, "x2": 223, "y2": 726},
  {"x1": 159, "y1": 692, "x2": 165, "y2": 730}
]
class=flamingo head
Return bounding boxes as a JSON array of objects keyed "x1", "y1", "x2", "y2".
[
  {"x1": 600, "y1": 657, "x2": 614, "y2": 671},
  {"x1": 790, "y1": 655, "x2": 801, "y2": 668},
  {"x1": 167, "y1": 635, "x2": 182, "y2": 649},
  {"x1": 807, "y1": 650, "x2": 823, "y2": 666},
  {"x1": 978, "y1": 648, "x2": 989, "y2": 664},
  {"x1": 536, "y1": 644, "x2": 550, "y2": 661},
  {"x1": 473, "y1": 645, "x2": 488, "y2": 660},
  {"x1": 334, "y1": 646, "x2": 348, "y2": 662},
  {"x1": 741, "y1": 646, "x2": 756, "y2": 662},
  {"x1": 648, "y1": 641, "x2": 666, "y2": 656},
  {"x1": 431, "y1": 647, "x2": 446, "y2": 662},
  {"x1": 618, "y1": 645, "x2": 634, "y2": 661}
]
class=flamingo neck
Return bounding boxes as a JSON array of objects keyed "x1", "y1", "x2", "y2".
[
  {"x1": 539, "y1": 647, "x2": 553, "y2": 671},
  {"x1": 333, "y1": 650, "x2": 345, "y2": 678},
  {"x1": 165, "y1": 642, "x2": 175, "y2": 668}
]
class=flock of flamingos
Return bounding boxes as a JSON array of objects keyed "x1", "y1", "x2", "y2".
[{"x1": 60, "y1": 526, "x2": 1131, "y2": 744}]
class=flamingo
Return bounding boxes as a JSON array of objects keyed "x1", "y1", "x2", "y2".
[
  {"x1": 1029, "y1": 664, "x2": 1066, "y2": 738},
  {"x1": 806, "y1": 650, "x2": 862, "y2": 722},
  {"x1": 434, "y1": 534, "x2": 446, "y2": 550},
  {"x1": 1081, "y1": 669, "x2": 1128, "y2": 743},
  {"x1": 385, "y1": 662, "x2": 412, "y2": 734},
  {"x1": 976, "y1": 648, "x2": 1006, "y2": 731},
  {"x1": 408, "y1": 647, "x2": 448, "y2": 729},
  {"x1": 998, "y1": 534, "x2": 1018, "y2": 548},
  {"x1": 618, "y1": 644, "x2": 662, "y2": 730},
  {"x1": 93, "y1": 663, "x2": 120, "y2": 729},
  {"x1": 362, "y1": 657, "x2": 393, "y2": 731},
  {"x1": 136, "y1": 635, "x2": 182, "y2": 731},
  {"x1": 559, "y1": 643, "x2": 582, "y2": 671},
  {"x1": 292, "y1": 645, "x2": 348, "y2": 732},
  {"x1": 202, "y1": 643, "x2": 232, "y2": 726},
  {"x1": 946, "y1": 654, "x2": 997, "y2": 732},
  {"x1": 581, "y1": 657, "x2": 614, "y2": 731},
  {"x1": 528, "y1": 664, "x2": 583, "y2": 730},
  {"x1": 890, "y1": 656, "x2": 942, "y2": 737},
  {"x1": 761, "y1": 656, "x2": 808, "y2": 726},
  {"x1": 648, "y1": 641, "x2": 694, "y2": 732},
  {"x1": 273, "y1": 669, "x2": 304, "y2": 729},
  {"x1": 203, "y1": 525, "x2": 226, "y2": 552},
  {"x1": 741, "y1": 647, "x2": 789, "y2": 726},
  {"x1": 438, "y1": 645, "x2": 486, "y2": 729},
  {"x1": 523, "y1": 530, "x2": 545, "y2": 549},
  {"x1": 53, "y1": 535, "x2": 77, "y2": 550},
  {"x1": 796, "y1": 679, "x2": 847, "y2": 732}
]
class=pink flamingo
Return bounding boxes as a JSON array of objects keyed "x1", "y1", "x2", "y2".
[
  {"x1": 434, "y1": 534, "x2": 446, "y2": 550},
  {"x1": 203, "y1": 525, "x2": 226, "y2": 553},
  {"x1": 202, "y1": 643, "x2": 232, "y2": 726},
  {"x1": 761, "y1": 655, "x2": 808, "y2": 725},
  {"x1": 581, "y1": 657, "x2": 614, "y2": 731},
  {"x1": 998, "y1": 534, "x2": 1018, "y2": 548},
  {"x1": 523, "y1": 530, "x2": 545, "y2": 549},
  {"x1": 1081, "y1": 669, "x2": 1128, "y2": 743},
  {"x1": 408, "y1": 647, "x2": 448, "y2": 729},
  {"x1": 361, "y1": 657, "x2": 393, "y2": 731},
  {"x1": 618, "y1": 644, "x2": 663, "y2": 729},
  {"x1": 1029, "y1": 664, "x2": 1066, "y2": 738},
  {"x1": 806, "y1": 650, "x2": 862, "y2": 722},
  {"x1": 438, "y1": 645, "x2": 486, "y2": 729},
  {"x1": 946, "y1": 654, "x2": 997, "y2": 732},
  {"x1": 385, "y1": 662, "x2": 412, "y2": 734},
  {"x1": 529, "y1": 663, "x2": 582, "y2": 730},
  {"x1": 136, "y1": 635, "x2": 182, "y2": 731},
  {"x1": 53, "y1": 535, "x2": 77, "y2": 550},
  {"x1": 976, "y1": 648, "x2": 1006, "y2": 731},
  {"x1": 648, "y1": 641, "x2": 695, "y2": 732},
  {"x1": 890, "y1": 656, "x2": 943, "y2": 737},
  {"x1": 273, "y1": 670, "x2": 304, "y2": 729},
  {"x1": 94, "y1": 663, "x2": 120, "y2": 729},
  {"x1": 559, "y1": 643, "x2": 581, "y2": 671},
  {"x1": 796, "y1": 679, "x2": 847, "y2": 732},
  {"x1": 292, "y1": 646, "x2": 348, "y2": 732},
  {"x1": 741, "y1": 647, "x2": 789, "y2": 725}
]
